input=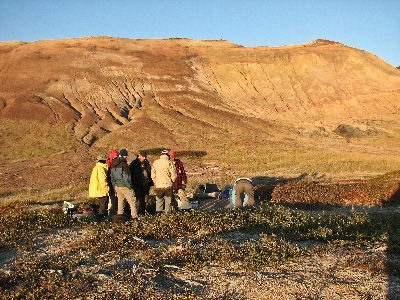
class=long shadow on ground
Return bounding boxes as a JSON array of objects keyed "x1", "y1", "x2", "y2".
[
  {"x1": 387, "y1": 189, "x2": 400, "y2": 299},
  {"x1": 251, "y1": 173, "x2": 309, "y2": 202}
]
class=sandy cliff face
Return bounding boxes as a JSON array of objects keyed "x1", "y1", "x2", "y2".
[{"x1": 0, "y1": 37, "x2": 399, "y2": 148}]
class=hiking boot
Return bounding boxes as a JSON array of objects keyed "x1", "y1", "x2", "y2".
[
  {"x1": 178, "y1": 201, "x2": 192, "y2": 210},
  {"x1": 111, "y1": 214, "x2": 131, "y2": 223},
  {"x1": 96, "y1": 214, "x2": 107, "y2": 222},
  {"x1": 242, "y1": 206, "x2": 256, "y2": 212}
]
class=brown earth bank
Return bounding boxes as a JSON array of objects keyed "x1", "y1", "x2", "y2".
[{"x1": 0, "y1": 36, "x2": 399, "y2": 151}]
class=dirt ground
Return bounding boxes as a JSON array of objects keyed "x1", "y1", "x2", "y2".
[
  {"x1": 0, "y1": 146, "x2": 96, "y2": 191},
  {"x1": 0, "y1": 147, "x2": 215, "y2": 191}
]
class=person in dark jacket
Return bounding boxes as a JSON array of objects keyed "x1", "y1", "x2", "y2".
[{"x1": 130, "y1": 150, "x2": 153, "y2": 215}]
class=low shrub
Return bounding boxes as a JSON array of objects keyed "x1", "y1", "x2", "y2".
[
  {"x1": 240, "y1": 234, "x2": 304, "y2": 270},
  {"x1": 0, "y1": 209, "x2": 79, "y2": 250},
  {"x1": 1, "y1": 204, "x2": 399, "y2": 298},
  {"x1": 271, "y1": 171, "x2": 400, "y2": 206}
]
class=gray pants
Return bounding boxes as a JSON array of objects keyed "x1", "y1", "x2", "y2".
[
  {"x1": 107, "y1": 187, "x2": 118, "y2": 217},
  {"x1": 155, "y1": 188, "x2": 173, "y2": 213},
  {"x1": 235, "y1": 179, "x2": 255, "y2": 208},
  {"x1": 114, "y1": 186, "x2": 138, "y2": 219}
]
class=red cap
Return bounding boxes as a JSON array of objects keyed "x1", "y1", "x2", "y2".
[{"x1": 109, "y1": 150, "x2": 119, "y2": 160}]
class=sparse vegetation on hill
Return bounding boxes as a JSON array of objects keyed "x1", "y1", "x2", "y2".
[
  {"x1": 216, "y1": 136, "x2": 400, "y2": 177},
  {"x1": 0, "y1": 119, "x2": 79, "y2": 162}
]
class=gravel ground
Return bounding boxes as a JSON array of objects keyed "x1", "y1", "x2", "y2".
[{"x1": 1, "y1": 223, "x2": 399, "y2": 299}]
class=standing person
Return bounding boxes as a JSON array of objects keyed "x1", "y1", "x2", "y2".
[
  {"x1": 106, "y1": 150, "x2": 119, "y2": 168},
  {"x1": 88, "y1": 155, "x2": 110, "y2": 219},
  {"x1": 110, "y1": 149, "x2": 138, "y2": 220},
  {"x1": 151, "y1": 150, "x2": 177, "y2": 214},
  {"x1": 106, "y1": 150, "x2": 119, "y2": 218},
  {"x1": 234, "y1": 178, "x2": 255, "y2": 209},
  {"x1": 130, "y1": 150, "x2": 153, "y2": 215},
  {"x1": 168, "y1": 151, "x2": 192, "y2": 210}
]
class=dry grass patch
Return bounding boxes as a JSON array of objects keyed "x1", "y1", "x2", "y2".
[
  {"x1": 0, "y1": 184, "x2": 88, "y2": 208},
  {"x1": 0, "y1": 119, "x2": 79, "y2": 162},
  {"x1": 213, "y1": 136, "x2": 400, "y2": 177}
]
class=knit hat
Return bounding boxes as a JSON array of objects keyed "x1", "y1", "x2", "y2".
[
  {"x1": 138, "y1": 150, "x2": 147, "y2": 157},
  {"x1": 108, "y1": 150, "x2": 119, "y2": 160},
  {"x1": 161, "y1": 149, "x2": 170, "y2": 155},
  {"x1": 97, "y1": 155, "x2": 107, "y2": 161},
  {"x1": 119, "y1": 149, "x2": 128, "y2": 157}
]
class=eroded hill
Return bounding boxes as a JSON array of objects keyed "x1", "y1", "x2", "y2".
[{"x1": 1, "y1": 37, "x2": 399, "y2": 151}]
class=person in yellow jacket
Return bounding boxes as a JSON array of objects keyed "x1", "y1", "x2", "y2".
[{"x1": 89, "y1": 155, "x2": 110, "y2": 218}]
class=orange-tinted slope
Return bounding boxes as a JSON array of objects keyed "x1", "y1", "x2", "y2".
[{"x1": 0, "y1": 37, "x2": 399, "y2": 149}]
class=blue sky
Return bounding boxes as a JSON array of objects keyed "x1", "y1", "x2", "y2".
[{"x1": 0, "y1": 0, "x2": 399, "y2": 66}]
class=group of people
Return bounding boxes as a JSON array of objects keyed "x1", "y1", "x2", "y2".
[{"x1": 88, "y1": 148, "x2": 191, "y2": 220}]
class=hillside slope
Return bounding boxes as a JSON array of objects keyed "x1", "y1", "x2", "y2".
[{"x1": 0, "y1": 37, "x2": 399, "y2": 150}]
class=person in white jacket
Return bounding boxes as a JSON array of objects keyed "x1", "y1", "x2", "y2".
[
  {"x1": 234, "y1": 177, "x2": 255, "y2": 209},
  {"x1": 151, "y1": 150, "x2": 177, "y2": 214}
]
